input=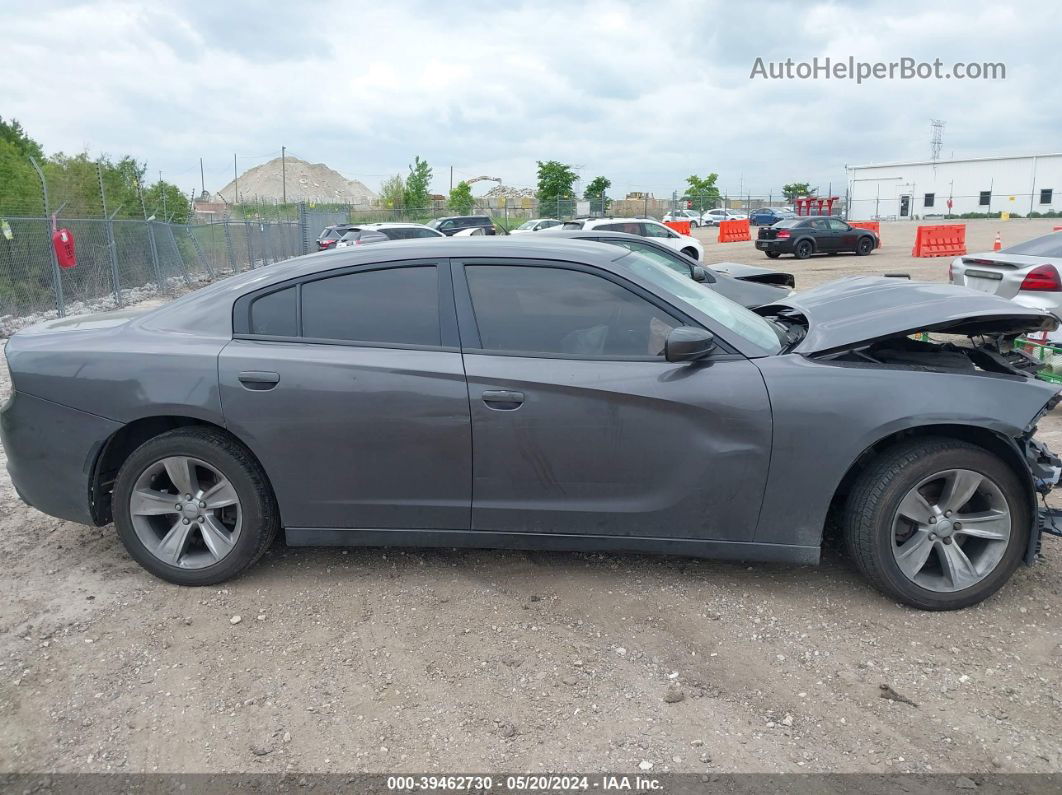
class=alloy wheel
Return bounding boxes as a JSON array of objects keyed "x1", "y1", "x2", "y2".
[
  {"x1": 891, "y1": 468, "x2": 1011, "y2": 592},
  {"x1": 129, "y1": 456, "x2": 243, "y2": 569}
]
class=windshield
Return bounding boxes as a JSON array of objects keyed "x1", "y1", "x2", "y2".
[
  {"x1": 516, "y1": 220, "x2": 538, "y2": 230},
  {"x1": 617, "y1": 251, "x2": 782, "y2": 353},
  {"x1": 427, "y1": 219, "x2": 442, "y2": 229},
  {"x1": 1003, "y1": 233, "x2": 1062, "y2": 257}
]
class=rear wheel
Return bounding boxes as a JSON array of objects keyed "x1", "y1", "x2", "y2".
[
  {"x1": 855, "y1": 236, "x2": 875, "y2": 256},
  {"x1": 843, "y1": 438, "x2": 1028, "y2": 610},
  {"x1": 765, "y1": 251, "x2": 781, "y2": 259},
  {"x1": 794, "y1": 240, "x2": 813, "y2": 259},
  {"x1": 113, "y1": 428, "x2": 279, "y2": 586}
]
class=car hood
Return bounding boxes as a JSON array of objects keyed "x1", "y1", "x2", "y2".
[{"x1": 756, "y1": 276, "x2": 1058, "y2": 354}]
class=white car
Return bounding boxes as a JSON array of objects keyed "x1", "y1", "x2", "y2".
[
  {"x1": 551, "y1": 217, "x2": 704, "y2": 261},
  {"x1": 948, "y1": 232, "x2": 1062, "y2": 341},
  {"x1": 661, "y1": 209, "x2": 702, "y2": 228},
  {"x1": 335, "y1": 222, "x2": 444, "y2": 247},
  {"x1": 509, "y1": 218, "x2": 563, "y2": 234},
  {"x1": 701, "y1": 209, "x2": 749, "y2": 226}
]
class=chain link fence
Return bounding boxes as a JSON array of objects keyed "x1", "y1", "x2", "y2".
[{"x1": 0, "y1": 215, "x2": 299, "y2": 335}]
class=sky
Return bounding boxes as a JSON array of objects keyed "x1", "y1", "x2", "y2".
[{"x1": 2, "y1": 0, "x2": 1059, "y2": 201}]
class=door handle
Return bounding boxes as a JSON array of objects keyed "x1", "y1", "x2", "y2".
[
  {"x1": 482, "y1": 389, "x2": 524, "y2": 410},
  {"x1": 238, "y1": 371, "x2": 280, "y2": 391}
]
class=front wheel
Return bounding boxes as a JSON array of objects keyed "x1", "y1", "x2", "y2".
[
  {"x1": 855, "y1": 236, "x2": 875, "y2": 256},
  {"x1": 113, "y1": 428, "x2": 279, "y2": 586},
  {"x1": 680, "y1": 247, "x2": 700, "y2": 261},
  {"x1": 843, "y1": 438, "x2": 1029, "y2": 610}
]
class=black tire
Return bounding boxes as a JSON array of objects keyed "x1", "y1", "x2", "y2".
[
  {"x1": 113, "y1": 427, "x2": 279, "y2": 586},
  {"x1": 855, "y1": 236, "x2": 875, "y2": 256},
  {"x1": 765, "y1": 251, "x2": 781, "y2": 259},
  {"x1": 793, "y1": 239, "x2": 813, "y2": 259},
  {"x1": 681, "y1": 247, "x2": 700, "y2": 261},
  {"x1": 842, "y1": 438, "x2": 1029, "y2": 610}
]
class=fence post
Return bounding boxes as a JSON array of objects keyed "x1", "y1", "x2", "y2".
[
  {"x1": 167, "y1": 224, "x2": 192, "y2": 286},
  {"x1": 223, "y1": 221, "x2": 238, "y2": 273},
  {"x1": 96, "y1": 162, "x2": 124, "y2": 306},
  {"x1": 297, "y1": 202, "x2": 309, "y2": 256},
  {"x1": 28, "y1": 157, "x2": 65, "y2": 317},
  {"x1": 245, "y1": 221, "x2": 255, "y2": 269}
]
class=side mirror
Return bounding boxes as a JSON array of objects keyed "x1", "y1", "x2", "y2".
[
  {"x1": 665, "y1": 326, "x2": 716, "y2": 362},
  {"x1": 691, "y1": 266, "x2": 714, "y2": 283}
]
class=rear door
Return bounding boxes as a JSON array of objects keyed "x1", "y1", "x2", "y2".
[
  {"x1": 809, "y1": 218, "x2": 836, "y2": 251},
  {"x1": 219, "y1": 260, "x2": 471, "y2": 530},
  {"x1": 451, "y1": 258, "x2": 772, "y2": 541}
]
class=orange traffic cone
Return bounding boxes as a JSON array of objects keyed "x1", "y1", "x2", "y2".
[{"x1": 993, "y1": 232, "x2": 1002, "y2": 251}]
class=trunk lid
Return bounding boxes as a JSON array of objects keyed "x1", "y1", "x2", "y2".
[
  {"x1": 955, "y1": 252, "x2": 1051, "y2": 299},
  {"x1": 756, "y1": 276, "x2": 1058, "y2": 355},
  {"x1": 13, "y1": 308, "x2": 150, "y2": 337}
]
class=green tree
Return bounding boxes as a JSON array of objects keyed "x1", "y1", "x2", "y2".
[
  {"x1": 143, "y1": 179, "x2": 191, "y2": 223},
  {"x1": 403, "y1": 155, "x2": 432, "y2": 212},
  {"x1": 0, "y1": 117, "x2": 44, "y2": 161},
  {"x1": 583, "y1": 176, "x2": 611, "y2": 201},
  {"x1": 782, "y1": 182, "x2": 812, "y2": 201},
  {"x1": 683, "y1": 173, "x2": 720, "y2": 212},
  {"x1": 380, "y1": 173, "x2": 405, "y2": 209},
  {"x1": 448, "y1": 180, "x2": 474, "y2": 214},
  {"x1": 536, "y1": 160, "x2": 578, "y2": 203}
]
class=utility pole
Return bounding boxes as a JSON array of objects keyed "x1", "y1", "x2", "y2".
[
  {"x1": 281, "y1": 145, "x2": 287, "y2": 204},
  {"x1": 233, "y1": 154, "x2": 239, "y2": 203},
  {"x1": 199, "y1": 158, "x2": 205, "y2": 196},
  {"x1": 449, "y1": 166, "x2": 453, "y2": 193}
]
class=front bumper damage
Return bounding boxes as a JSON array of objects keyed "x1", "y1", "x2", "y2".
[{"x1": 1026, "y1": 436, "x2": 1062, "y2": 563}]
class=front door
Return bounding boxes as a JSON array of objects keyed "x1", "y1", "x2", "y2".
[
  {"x1": 452, "y1": 259, "x2": 772, "y2": 541},
  {"x1": 900, "y1": 195, "x2": 911, "y2": 217},
  {"x1": 219, "y1": 260, "x2": 471, "y2": 530}
]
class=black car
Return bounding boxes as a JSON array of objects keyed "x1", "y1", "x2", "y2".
[
  {"x1": 428, "y1": 215, "x2": 496, "y2": 236},
  {"x1": 756, "y1": 218, "x2": 877, "y2": 260},
  {"x1": 315, "y1": 224, "x2": 359, "y2": 251}
]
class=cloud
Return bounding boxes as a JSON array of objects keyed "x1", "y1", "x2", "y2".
[{"x1": 0, "y1": 0, "x2": 1058, "y2": 201}]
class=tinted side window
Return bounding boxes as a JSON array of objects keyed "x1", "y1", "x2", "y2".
[
  {"x1": 643, "y1": 223, "x2": 673, "y2": 238},
  {"x1": 250, "y1": 286, "x2": 297, "y2": 337},
  {"x1": 827, "y1": 219, "x2": 849, "y2": 231},
  {"x1": 466, "y1": 265, "x2": 679, "y2": 358},
  {"x1": 598, "y1": 222, "x2": 641, "y2": 234},
  {"x1": 302, "y1": 266, "x2": 440, "y2": 346}
]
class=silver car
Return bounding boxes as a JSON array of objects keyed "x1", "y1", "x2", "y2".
[{"x1": 949, "y1": 232, "x2": 1062, "y2": 338}]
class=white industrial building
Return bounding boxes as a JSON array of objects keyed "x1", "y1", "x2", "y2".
[{"x1": 845, "y1": 153, "x2": 1062, "y2": 220}]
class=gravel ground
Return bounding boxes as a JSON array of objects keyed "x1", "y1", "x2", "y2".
[{"x1": 1, "y1": 219, "x2": 1061, "y2": 775}]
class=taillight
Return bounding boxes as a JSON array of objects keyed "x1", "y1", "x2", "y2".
[
  {"x1": 1020, "y1": 264, "x2": 1062, "y2": 291},
  {"x1": 776, "y1": 229, "x2": 790, "y2": 239}
]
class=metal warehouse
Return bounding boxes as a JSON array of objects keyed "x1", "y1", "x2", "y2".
[{"x1": 846, "y1": 153, "x2": 1062, "y2": 220}]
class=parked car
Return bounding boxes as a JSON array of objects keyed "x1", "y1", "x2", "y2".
[
  {"x1": 428, "y1": 215, "x2": 496, "y2": 236},
  {"x1": 334, "y1": 223, "x2": 444, "y2": 248},
  {"x1": 749, "y1": 208, "x2": 795, "y2": 226},
  {"x1": 509, "y1": 218, "x2": 563, "y2": 234},
  {"x1": 4, "y1": 238, "x2": 1060, "y2": 610},
  {"x1": 661, "y1": 209, "x2": 703, "y2": 228},
  {"x1": 556, "y1": 217, "x2": 703, "y2": 261},
  {"x1": 756, "y1": 217, "x2": 878, "y2": 259},
  {"x1": 544, "y1": 229, "x2": 793, "y2": 307},
  {"x1": 702, "y1": 209, "x2": 748, "y2": 226},
  {"x1": 315, "y1": 224, "x2": 359, "y2": 251},
  {"x1": 948, "y1": 233, "x2": 1062, "y2": 341}
]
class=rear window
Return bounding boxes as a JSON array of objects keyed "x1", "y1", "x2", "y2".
[
  {"x1": 774, "y1": 220, "x2": 808, "y2": 228},
  {"x1": 250, "y1": 286, "x2": 297, "y2": 336},
  {"x1": 1003, "y1": 234, "x2": 1062, "y2": 257}
]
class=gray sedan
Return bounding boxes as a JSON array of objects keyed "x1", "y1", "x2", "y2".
[{"x1": 3, "y1": 238, "x2": 1060, "y2": 610}]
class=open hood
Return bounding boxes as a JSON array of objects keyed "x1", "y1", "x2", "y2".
[{"x1": 756, "y1": 276, "x2": 1058, "y2": 355}]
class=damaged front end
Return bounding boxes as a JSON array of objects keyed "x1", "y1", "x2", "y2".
[{"x1": 1025, "y1": 418, "x2": 1062, "y2": 563}]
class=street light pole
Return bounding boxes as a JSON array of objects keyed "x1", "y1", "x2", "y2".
[{"x1": 281, "y1": 146, "x2": 287, "y2": 204}]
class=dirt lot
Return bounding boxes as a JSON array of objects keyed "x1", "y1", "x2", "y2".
[{"x1": 1, "y1": 219, "x2": 1061, "y2": 775}]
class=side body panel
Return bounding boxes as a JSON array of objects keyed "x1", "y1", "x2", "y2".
[
  {"x1": 219, "y1": 340, "x2": 472, "y2": 530},
  {"x1": 753, "y1": 355, "x2": 1058, "y2": 546},
  {"x1": 461, "y1": 353, "x2": 773, "y2": 541}
]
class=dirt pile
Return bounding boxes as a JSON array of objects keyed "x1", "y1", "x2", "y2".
[{"x1": 216, "y1": 156, "x2": 377, "y2": 205}]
